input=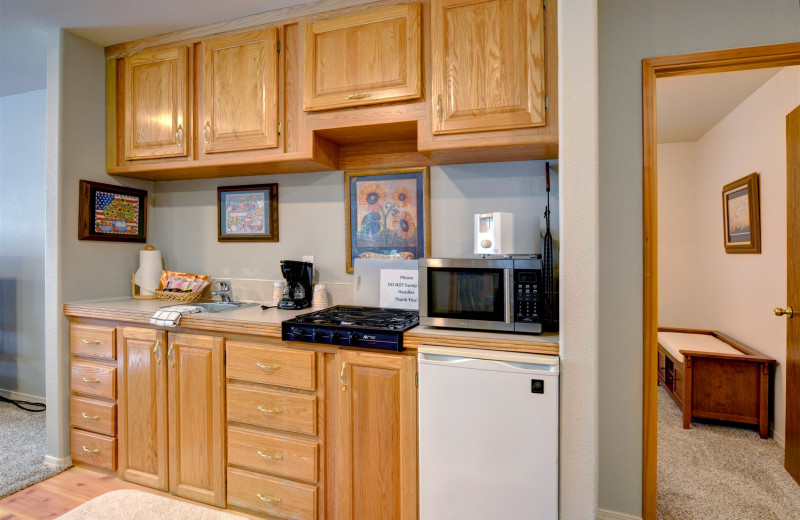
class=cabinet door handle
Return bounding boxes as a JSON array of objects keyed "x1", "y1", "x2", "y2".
[
  {"x1": 81, "y1": 339, "x2": 100, "y2": 345},
  {"x1": 81, "y1": 413, "x2": 100, "y2": 420},
  {"x1": 257, "y1": 450, "x2": 283, "y2": 460},
  {"x1": 82, "y1": 377, "x2": 100, "y2": 383},
  {"x1": 257, "y1": 405, "x2": 283, "y2": 414},
  {"x1": 203, "y1": 121, "x2": 211, "y2": 144},
  {"x1": 176, "y1": 124, "x2": 183, "y2": 147},
  {"x1": 436, "y1": 95, "x2": 442, "y2": 123},
  {"x1": 167, "y1": 343, "x2": 175, "y2": 368},
  {"x1": 256, "y1": 362, "x2": 281, "y2": 370},
  {"x1": 82, "y1": 446, "x2": 100, "y2": 453},
  {"x1": 340, "y1": 361, "x2": 347, "y2": 391},
  {"x1": 346, "y1": 93, "x2": 371, "y2": 100},
  {"x1": 257, "y1": 493, "x2": 281, "y2": 503},
  {"x1": 153, "y1": 340, "x2": 162, "y2": 364}
]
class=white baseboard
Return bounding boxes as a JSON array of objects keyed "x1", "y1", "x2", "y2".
[
  {"x1": 773, "y1": 429, "x2": 785, "y2": 448},
  {"x1": 598, "y1": 509, "x2": 643, "y2": 520},
  {"x1": 44, "y1": 454, "x2": 72, "y2": 468},
  {"x1": 0, "y1": 388, "x2": 46, "y2": 404}
]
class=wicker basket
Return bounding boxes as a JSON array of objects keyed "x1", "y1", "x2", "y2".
[{"x1": 155, "y1": 287, "x2": 209, "y2": 303}]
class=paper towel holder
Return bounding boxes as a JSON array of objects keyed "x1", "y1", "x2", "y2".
[{"x1": 132, "y1": 245, "x2": 159, "y2": 300}]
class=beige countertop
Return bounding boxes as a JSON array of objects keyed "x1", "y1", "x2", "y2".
[{"x1": 64, "y1": 298, "x2": 559, "y2": 355}]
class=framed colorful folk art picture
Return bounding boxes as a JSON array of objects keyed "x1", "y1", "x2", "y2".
[
  {"x1": 217, "y1": 183, "x2": 279, "y2": 241},
  {"x1": 78, "y1": 180, "x2": 147, "y2": 242}
]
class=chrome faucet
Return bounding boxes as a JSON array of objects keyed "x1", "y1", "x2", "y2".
[{"x1": 211, "y1": 280, "x2": 234, "y2": 303}]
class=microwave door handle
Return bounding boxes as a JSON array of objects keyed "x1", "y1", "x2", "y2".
[{"x1": 504, "y1": 268, "x2": 513, "y2": 324}]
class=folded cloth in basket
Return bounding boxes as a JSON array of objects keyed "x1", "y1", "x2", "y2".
[{"x1": 150, "y1": 305, "x2": 203, "y2": 327}]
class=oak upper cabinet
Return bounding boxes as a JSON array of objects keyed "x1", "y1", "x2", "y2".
[
  {"x1": 123, "y1": 46, "x2": 190, "y2": 159},
  {"x1": 430, "y1": 0, "x2": 545, "y2": 134},
  {"x1": 303, "y1": 3, "x2": 421, "y2": 111},
  {"x1": 200, "y1": 28, "x2": 280, "y2": 154},
  {"x1": 335, "y1": 349, "x2": 417, "y2": 520},
  {"x1": 117, "y1": 327, "x2": 226, "y2": 508},
  {"x1": 117, "y1": 327, "x2": 168, "y2": 490}
]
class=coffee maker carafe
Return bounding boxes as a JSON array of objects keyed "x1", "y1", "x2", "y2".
[{"x1": 278, "y1": 260, "x2": 313, "y2": 310}]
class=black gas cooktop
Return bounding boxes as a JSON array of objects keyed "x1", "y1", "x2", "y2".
[{"x1": 281, "y1": 305, "x2": 419, "y2": 351}]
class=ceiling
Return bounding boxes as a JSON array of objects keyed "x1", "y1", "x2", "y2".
[
  {"x1": 0, "y1": 0, "x2": 321, "y2": 97},
  {"x1": 657, "y1": 67, "x2": 782, "y2": 143}
]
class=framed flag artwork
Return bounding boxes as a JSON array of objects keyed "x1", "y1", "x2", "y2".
[
  {"x1": 78, "y1": 180, "x2": 147, "y2": 242},
  {"x1": 217, "y1": 183, "x2": 279, "y2": 241}
]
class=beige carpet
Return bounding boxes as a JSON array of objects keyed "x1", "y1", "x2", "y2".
[
  {"x1": 657, "y1": 385, "x2": 800, "y2": 519},
  {"x1": 57, "y1": 490, "x2": 247, "y2": 519}
]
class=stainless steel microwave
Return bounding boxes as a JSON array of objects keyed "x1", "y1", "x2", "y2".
[{"x1": 418, "y1": 258, "x2": 542, "y2": 334}]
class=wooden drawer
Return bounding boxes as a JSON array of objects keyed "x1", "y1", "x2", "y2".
[
  {"x1": 71, "y1": 361, "x2": 116, "y2": 400},
  {"x1": 227, "y1": 467, "x2": 317, "y2": 520},
  {"x1": 71, "y1": 429, "x2": 117, "y2": 470},
  {"x1": 70, "y1": 396, "x2": 116, "y2": 436},
  {"x1": 228, "y1": 425, "x2": 318, "y2": 483},
  {"x1": 227, "y1": 384, "x2": 317, "y2": 435},
  {"x1": 70, "y1": 324, "x2": 116, "y2": 360},
  {"x1": 227, "y1": 342, "x2": 316, "y2": 391},
  {"x1": 657, "y1": 350, "x2": 666, "y2": 381}
]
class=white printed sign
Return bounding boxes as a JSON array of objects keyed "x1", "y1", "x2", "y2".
[{"x1": 379, "y1": 269, "x2": 419, "y2": 310}]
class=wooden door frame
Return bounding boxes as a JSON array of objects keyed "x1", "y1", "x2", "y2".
[{"x1": 641, "y1": 42, "x2": 800, "y2": 520}]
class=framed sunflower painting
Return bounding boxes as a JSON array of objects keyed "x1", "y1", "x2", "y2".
[{"x1": 344, "y1": 167, "x2": 431, "y2": 273}]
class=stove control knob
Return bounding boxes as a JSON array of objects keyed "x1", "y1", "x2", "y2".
[
  {"x1": 313, "y1": 330, "x2": 326, "y2": 342},
  {"x1": 348, "y1": 333, "x2": 359, "y2": 346},
  {"x1": 331, "y1": 332, "x2": 342, "y2": 343},
  {"x1": 291, "y1": 328, "x2": 305, "y2": 340}
]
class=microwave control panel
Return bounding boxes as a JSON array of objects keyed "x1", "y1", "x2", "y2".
[{"x1": 514, "y1": 270, "x2": 540, "y2": 322}]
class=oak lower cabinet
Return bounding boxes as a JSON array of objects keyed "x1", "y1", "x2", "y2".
[
  {"x1": 335, "y1": 349, "x2": 418, "y2": 520},
  {"x1": 69, "y1": 323, "x2": 118, "y2": 470},
  {"x1": 117, "y1": 327, "x2": 226, "y2": 507}
]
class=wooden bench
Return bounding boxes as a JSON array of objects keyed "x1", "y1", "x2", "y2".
[{"x1": 657, "y1": 327, "x2": 776, "y2": 438}]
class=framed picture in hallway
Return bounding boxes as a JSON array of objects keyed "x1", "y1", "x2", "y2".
[
  {"x1": 722, "y1": 172, "x2": 761, "y2": 254},
  {"x1": 78, "y1": 180, "x2": 147, "y2": 242},
  {"x1": 344, "y1": 167, "x2": 431, "y2": 273}
]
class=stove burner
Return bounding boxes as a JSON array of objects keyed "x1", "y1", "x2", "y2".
[{"x1": 281, "y1": 305, "x2": 419, "y2": 351}]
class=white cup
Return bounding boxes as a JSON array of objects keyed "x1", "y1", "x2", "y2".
[
  {"x1": 312, "y1": 284, "x2": 328, "y2": 308},
  {"x1": 272, "y1": 281, "x2": 286, "y2": 304}
]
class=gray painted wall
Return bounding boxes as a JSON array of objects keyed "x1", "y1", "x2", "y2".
[
  {"x1": 0, "y1": 89, "x2": 47, "y2": 399},
  {"x1": 598, "y1": 0, "x2": 800, "y2": 515}
]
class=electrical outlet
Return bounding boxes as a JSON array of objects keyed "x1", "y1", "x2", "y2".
[{"x1": 303, "y1": 255, "x2": 314, "y2": 265}]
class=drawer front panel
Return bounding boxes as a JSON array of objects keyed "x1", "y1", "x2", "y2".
[
  {"x1": 227, "y1": 385, "x2": 317, "y2": 435},
  {"x1": 227, "y1": 342, "x2": 316, "y2": 391},
  {"x1": 70, "y1": 324, "x2": 116, "y2": 360},
  {"x1": 71, "y1": 429, "x2": 117, "y2": 470},
  {"x1": 227, "y1": 467, "x2": 317, "y2": 520},
  {"x1": 70, "y1": 396, "x2": 116, "y2": 436},
  {"x1": 71, "y1": 361, "x2": 116, "y2": 400},
  {"x1": 228, "y1": 426, "x2": 318, "y2": 483}
]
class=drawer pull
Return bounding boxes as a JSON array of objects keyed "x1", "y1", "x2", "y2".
[
  {"x1": 257, "y1": 493, "x2": 281, "y2": 503},
  {"x1": 81, "y1": 339, "x2": 101, "y2": 345},
  {"x1": 153, "y1": 340, "x2": 162, "y2": 365},
  {"x1": 340, "y1": 361, "x2": 347, "y2": 391},
  {"x1": 168, "y1": 343, "x2": 175, "y2": 368},
  {"x1": 257, "y1": 450, "x2": 283, "y2": 460},
  {"x1": 82, "y1": 378, "x2": 100, "y2": 383},
  {"x1": 256, "y1": 362, "x2": 281, "y2": 370},
  {"x1": 82, "y1": 446, "x2": 100, "y2": 453},
  {"x1": 346, "y1": 93, "x2": 371, "y2": 100},
  {"x1": 257, "y1": 405, "x2": 283, "y2": 415},
  {"x1": 81, "y1": 413, "x2": 100, "y2": 420}
]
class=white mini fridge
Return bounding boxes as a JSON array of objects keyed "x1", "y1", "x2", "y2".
[{"x1": 418, "y1": 345, "x2": 559, "y2": 520}]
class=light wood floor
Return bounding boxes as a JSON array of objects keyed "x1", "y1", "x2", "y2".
[{"x1": 0, "y1": 466, "x2": 255, "y2": 520}]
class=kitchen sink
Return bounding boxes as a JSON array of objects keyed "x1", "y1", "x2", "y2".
[{"x1": 195, "y1": 301, "x2": 258, "y2": 313}]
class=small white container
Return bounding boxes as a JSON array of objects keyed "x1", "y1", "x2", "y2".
[
  {"x1": 312, "y1": 284, "x2": 328, "y2": 308},
  {"x1": 272, "y1": 281, "x2": 286, "y2": 305}
]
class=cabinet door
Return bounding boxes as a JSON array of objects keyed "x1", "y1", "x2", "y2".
[
  {"x1": 117, "y1": 327, "x2": 168, "y2": 490},
  {"x1": 303, "y1": 3, "x2": 421, "y2": 111},
  {"x1": 167, "y1": 333, "x2": 226, "y2": 507},
  {"x1": 201, "y1": 29, "x2": 280, "y2": 154},
  {"x1": 336, "y1": 350, "x2": 417, "y2": 520},
  {"x1": 124, "y1": 46, "x2": 190, "y2": 159},
  {"x1": 431, "y1": 0, "x2": 545, "y2": 134}
]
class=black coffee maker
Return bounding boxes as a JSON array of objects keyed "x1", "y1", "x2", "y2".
[{"x1": 278, "y1": 260, "x2": 313, "y2": 310}]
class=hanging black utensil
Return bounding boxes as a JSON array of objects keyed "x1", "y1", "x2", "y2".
[{"x1": 542, "y1": 162, "x2": 557, "y2": 331}]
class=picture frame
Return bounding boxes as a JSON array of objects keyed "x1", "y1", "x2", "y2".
[
  {"x1": 344, "y1": 167, "x2": 431, "y2": 274},
  {"x1": 217, "y1": 183, "x2": 279, "y2": 241},
  {"x1": 722, "y1": 172, "x2": 761, "y2": 254},
  {"x1": 78, "y1": 180, "x2": 147, "y2": 242}
]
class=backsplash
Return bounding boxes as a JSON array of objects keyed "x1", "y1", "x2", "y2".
[{"x1": 216, "y1": 278, "x2": 353, "y2": 307}]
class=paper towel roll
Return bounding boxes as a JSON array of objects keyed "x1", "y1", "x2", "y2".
[{"x1": 134, "y1": 247, "x2": 162, "y2": 295}]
